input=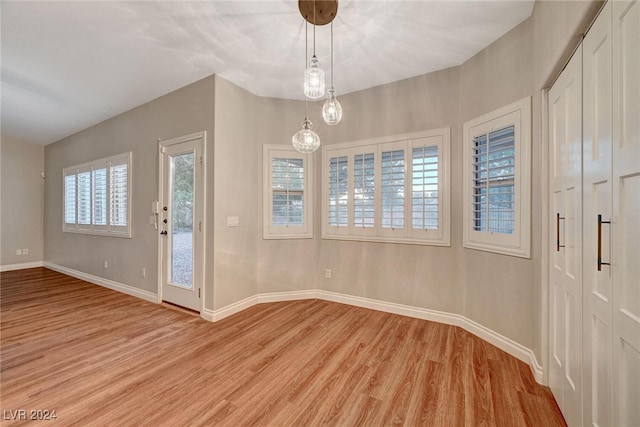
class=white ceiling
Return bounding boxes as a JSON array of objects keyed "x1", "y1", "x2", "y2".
[{"x1": 1, "y1": 1, "x2": 534, "y2": 145}]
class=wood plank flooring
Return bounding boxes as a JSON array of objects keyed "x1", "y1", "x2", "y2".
[{"x1": 0, "y1": 268, "x2": 565, "y2": 426}]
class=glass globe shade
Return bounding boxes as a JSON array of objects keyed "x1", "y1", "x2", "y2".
[
  {"x1": 322, "y1": 88, "x2": 343, "y2": 125},
  {"x1": 292, "y1": 118, "x2": 321, "y2": 153},
  {"x1": 304, "y1": 56, "x2": 325, "y2": 99}
]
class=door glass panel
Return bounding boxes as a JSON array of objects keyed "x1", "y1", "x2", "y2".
[{"x1": 170, "y1": 152, "x2": 194, "y2": 288}]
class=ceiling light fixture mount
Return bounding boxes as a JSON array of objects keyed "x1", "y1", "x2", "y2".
[{"x1": 298, "y1": 0, "x2": 338, "y2": 26}]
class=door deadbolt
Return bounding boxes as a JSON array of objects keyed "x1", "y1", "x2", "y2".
[{"x1": 163, "y1": 206, "x2": 168, "y2": 211}]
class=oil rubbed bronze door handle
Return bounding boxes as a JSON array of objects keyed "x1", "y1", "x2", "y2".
[
  {"x1": 597, "y1": 214, "x2": 611, "y2": 271},
  {"x1": 556, "y1": 213, "x2": 565, "y2": 251}
]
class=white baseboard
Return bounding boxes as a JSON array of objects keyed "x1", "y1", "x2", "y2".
[
  {"x1": 201, "y1": 295, "x2": 259, "y2": 322},
  {"x1": 0, "y1": 261, "x2": 44, "y2": 272},
  {"x1": 203, "y1": 288, "x2": 544, "y2": 384},
  {"x1": 201, "y1": 290, "x2": 318, "y2": 322},
  {"x1": 43, "y1": 262, "x2": 158, "y2": 304},
  {"x1": 34, "y1": 264, "x2": 544, "y2": 384}
]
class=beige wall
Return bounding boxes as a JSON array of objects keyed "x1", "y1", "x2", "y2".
[
  {"x1": 310, "y1": 67, "x2": 464, "y2": 315},
  {"x1": 1, "y1": 135, "x2": 45, "y2": 267},
  {"x1": 458, "y1": 15, "x2": 536, "y2": 355},
  {"x1": 44, "y1": 76, "x2": 215, "y2": 298},
  {"x1": 211, "y1": 77, "x2": 260, "y2": 308}
]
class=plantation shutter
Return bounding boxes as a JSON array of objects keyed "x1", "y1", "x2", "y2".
[
  {"x1": 77, "y1": 167, "x2": 92, "y2": 229},
  {"x1": 93, "y1": 166, "x2": 108, "y2": 227},
  {"x1": 64, "y1": 170, "x2": 77, "y2": 228},
  {"x1": 472, "y1": 125, "x2": 515, "y2": 234},
  {"x1": 271, "y1": 157, "x2": 304, "y2": 227},
  {"x1": 411, "y1": 145, "x2": 439, "y2": 230},
  {"x1": 381, "y1": 149, "x2": 405, "y2": 229},
  {"x1": 328, "y1": 155, "x2": 348, "y2": 227},
  {"x1": 353, "y1": 152, "x2": 375, "y2": 228},
  {"x1": 109, "y1": 158, "x2": 129, "y2": 230}
]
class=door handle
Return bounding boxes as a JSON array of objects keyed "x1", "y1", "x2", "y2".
[
  {"x1": 556, "y1": 213, "x2": 565, "y2": 251},
  {"x1": 160, "y1": 230, "x2": 168, "y2": 236},
  {"x1": 597, "y1": 214, "x2": 611, "y2": 271}
]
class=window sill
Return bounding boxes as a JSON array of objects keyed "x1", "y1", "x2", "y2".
[{"x1": 322, "y1": 234, "x2": 450, "y2": 247}]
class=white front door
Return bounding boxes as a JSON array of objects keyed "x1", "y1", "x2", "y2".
[
  {"x1": 159, "y1": 132, "x2": 205, "y2": 312},
  {"x1": 548, "y1": 45, "x2": 583, "y2": 427}
]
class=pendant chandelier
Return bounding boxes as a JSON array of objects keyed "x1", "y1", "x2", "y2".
[
  {"x1": 293, "y1": 0, "x2": 343, "y2": 153},
  {"x1": 322, "y1": 21, "x2": 342, "y2": 125}
]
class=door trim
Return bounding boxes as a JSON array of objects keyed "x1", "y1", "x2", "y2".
[
  {"x1": 540, "y1": 88, "x2": 550, "y2": 387},
  {"x1": 157, "y1": 131, "x2": 207, "y2": 313}
]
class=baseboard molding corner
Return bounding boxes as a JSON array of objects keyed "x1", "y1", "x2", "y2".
[
  {"x1": 0, "y1": 261, "x2": 44, "y2": 272},
  {"x1": 43, "y1": 262, "x2": 157, "y2": 304},
  {"x1": 528, "y1": 351, "x2": 545, "y2": 384},
  {"x1": 202, "y1": 294, "x2": 260, "y2": 322}
]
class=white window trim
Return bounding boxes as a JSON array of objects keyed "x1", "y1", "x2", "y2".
[
  {"x1": 462, "y1": 96, "x2": 531, "y2": 258},
  {"x1": 322, "y1": 128, "x2": 451, "y2": 246},
  {"x1": 62, "y1": 152, "x2": 132, "y2": 238},
  {"x1": 263, "y1": 145, "x2": 313, "y2": 239}
]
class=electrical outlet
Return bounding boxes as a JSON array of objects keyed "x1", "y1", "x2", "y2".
[
  {"x1": 16, "y1": 249, "x2": 22, "y2": 256},
  {"x1": 325, "y1": 269, "x2": 332, "y2": 279},
  {"x1": 22, "y1": 248, "x2": 29, "y2": 255},
  {"x1": 104, "y1": 260, "x2": 108, "y2": 269}
]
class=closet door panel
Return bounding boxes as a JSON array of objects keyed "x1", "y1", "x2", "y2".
[
  {"x1": 613, "y1": 1, "x2": 640, "y2": 426},
  {"x1": 582, "y1": 2, "x2": 613, "y2": 425},
  {"x1": 548, "y1": 46, "x2": 583, "y2": 427}
]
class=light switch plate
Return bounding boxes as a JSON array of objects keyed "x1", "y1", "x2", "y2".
[{"x1": 227, "y1": 216, "x2": 240, "y2": 227}]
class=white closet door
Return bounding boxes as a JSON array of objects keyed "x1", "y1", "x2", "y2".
[
  {"x1": 612, "y1": 2, "x2": 640, "y2": 426},
  {"x1": 548, "y1": 46, "x2": 583, "y2": 427},
  {"x1": 583, "y1": 2, "x2": 614, "y2": 425}
]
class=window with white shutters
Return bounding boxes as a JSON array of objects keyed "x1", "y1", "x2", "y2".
[
  {"x1": 271, "y1": 157, "x2": 304, "y2": 226},
  {"x1": 412, "y1": 145, "x2": 439, "y2": 230},
  {"x1": 93, "y1": 167, "x2": 108, "y2": 226},
  {"x1": 62, "y1": 152, "x2": 132, "y2": 237},
  {"x1": 322, "y1": 128, "x2": 450, "y2": 246},
  {"x1": 381, "y1": 149, "x2": 405, "y2": 229},
  {"x1": 77, "y1": 169, "x2": 92, "y2": 227},
  {"x1": 328, "y1": 155, "x2": 349, "y2": 228},
  {"x1": 109, "y1": 161, "x2": 128, "y2": 228},
  {"x1": 64, "y1": 173, "x2": 76, "y2": 226},
  {"x1": 353, "y1": 153, "x2": 375, "y2": 228},
  {"x1": 263, "y1": 145, "x2": 312, "y2": 239},
  {"x1": 463, "y1": 96, "x2": 531, "y2": 258},
  {"x1": 472, "y1": 126, "x2": 515, "y2": 234}
]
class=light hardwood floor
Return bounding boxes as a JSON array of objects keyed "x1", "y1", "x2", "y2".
[{"x1": 0, "y1": 268, "x2": 565, "y2": 426}]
